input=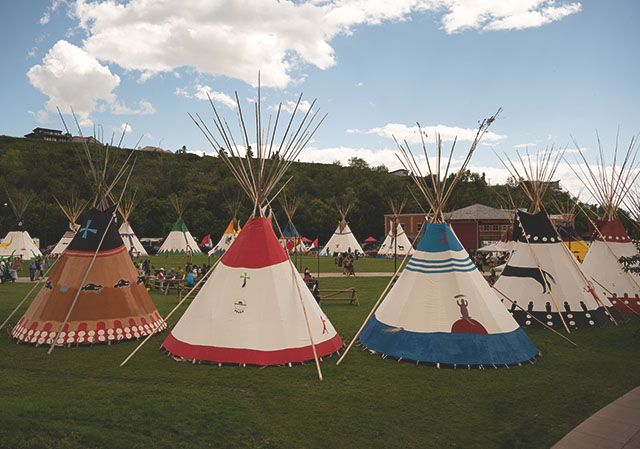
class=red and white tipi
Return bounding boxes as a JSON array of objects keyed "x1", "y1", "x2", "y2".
[
  {"x1": 569, "y1": 135, "x2": 640, "y2": 313},
  {"x1": 163, "y1": 86, "x2": 343, "y2": 372}
]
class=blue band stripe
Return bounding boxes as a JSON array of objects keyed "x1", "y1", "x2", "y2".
[
  {"x1": 409, "y1": 256, "x2": 472, "y2": 264},
  {"x1": 406, "y1": 265, "x2": 477, "y2": 274}
]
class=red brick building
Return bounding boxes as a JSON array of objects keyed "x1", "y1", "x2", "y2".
[{"x1": 384, "y1": 203, "x2": 514, "y2": 253}]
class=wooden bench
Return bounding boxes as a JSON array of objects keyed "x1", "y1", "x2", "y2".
[{"x1": 318, "y1": 288, "x2": 359, "y2": 306}]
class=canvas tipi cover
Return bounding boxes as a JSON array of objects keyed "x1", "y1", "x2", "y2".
[
  {"x1": 50, "y1": 231, "x2": 76, "y2": 256},
  {"x1": 119, "y1": 221, "x2": 148, "y2": 257},
  {"x1": 320, "y1": 222, "x2": 363, "y2": 256},
  {"x1": 378, "y1": 223, "x2": 414, "y2": 257},
  {"x1": 208, "y1": 219, "x2": 242, "y2": 255},
  {"x1": 582, "y1": 219, "x2": 640, "y2": 313},
  {"x1": 157, "y1": 218, "x2": 202, "y2": 255},
  {"x1": 11, "y1": 206, "x2": 166, "y2": 345},
  {"x1": 162, "y1": 216, "x2": 343, "y2": 365},
  {"x1": 494, "y1": 210, "x2": 618, "y2": 328},
  {"x1": 359, "y1": 222, "x2": 539, "y2": 366},
  {"x1": 0, "y1": 230, "x2": 42, "y2": 259}
]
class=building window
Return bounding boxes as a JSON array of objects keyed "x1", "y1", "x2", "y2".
[
  {"x1": 481, "y1": 225, "x2": 490, "y2": 231},
  {"x1": 502, "y1": 225, "x2": 507, "y2": 230},
  {"x1": 417, "y1": 223, "x2": 423, "y2": 230},
  {"x1": 492, "y1": 225, "x2": 499, "y2": 231}
]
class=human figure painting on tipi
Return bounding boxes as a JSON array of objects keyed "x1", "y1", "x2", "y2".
[
  {"x1": 7, "y1": 117, "x2": 165, "y2": 347},
  {"x1": 160, "y1": 81, "x2": 343, "y2": 377},
  {"x1": 355, "y1": 110, "x2": 540, "y2": 368},
  {"x1": 567, "y1": 134, "x2": 640, "y2": 314},
  {"x1": 493, "y1": 147, "x2": 620, "y2": 329}
]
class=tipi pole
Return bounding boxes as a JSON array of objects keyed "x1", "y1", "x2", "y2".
[
  {"x1": 336, "y1": 228, "x2": 419, "y2": 366},
  {"x1": 0, "y1": 257, "x2": 61, "y2": 331},
  {"x1": 120, "y1": 257, "x2": 221, "y2": 367},
  {"x1": 493, "y1": 287, "x2": 577, "y2": 347},
  {"x1": 513, "y1": 209, "x2": 572, "y2": 334},
  {"x1": 273, "y1": 213, "x2": 323, "y2": 380},
  {"x1": 287, "y1": 258, "x2": 324, "y2": 381}
]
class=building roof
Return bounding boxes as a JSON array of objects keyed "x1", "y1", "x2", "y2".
[{"x1": 444, "y1": 203, "x2": 512, "y2": 221}]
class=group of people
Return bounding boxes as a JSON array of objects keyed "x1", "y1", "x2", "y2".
[
  {"x1": 470, "y1": 251, "x2": 508, "y2": 273},
  {"x1": 303, "y1": 267, "x2": 321, "y2": 303},
  {"x1": 334, "y1": 250, "x2": 357, "y2": 276},
  {"x1": 0, "y1": 258, "x2": 18, "y2": 284},
  {"x1": 28, "y1": 255, "x2": 49, "y2": 281},
  {"x1": 147, "y1": 261, "x2": 211, "y2": 290}
]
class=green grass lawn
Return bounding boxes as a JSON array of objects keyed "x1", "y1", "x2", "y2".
[{"x1": 0, "y1": 277, "x2": 638, "y2": 449}]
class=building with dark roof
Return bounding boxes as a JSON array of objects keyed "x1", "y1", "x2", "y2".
[{"x1": 24, "y1": 128, "x2": 70, "y2": 142}]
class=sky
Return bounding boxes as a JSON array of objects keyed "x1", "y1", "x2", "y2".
[{"x1": 1, "y1": 0, "x2": 639, "y2": 201}]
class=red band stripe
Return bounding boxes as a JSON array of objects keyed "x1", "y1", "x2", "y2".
[
  {"x1": 65, "y1": 244, "x2": 127, "y2": 258},
  {"x1": 162, "y1": 332, "x2": 344, "y2": 365}
]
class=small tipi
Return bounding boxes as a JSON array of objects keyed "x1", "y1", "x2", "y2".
[
  {"x1": 117, "y1": 188, "x2": 148, "y2": 257},
  {"x1": 0, "y1": 189, "x2": 42, "y2": 259},
  {"x1": 157, "y1": 194, "x2": 202, "y2": 256},
  {"x1": 493, "y1": 147, "x2": 619, "y2": 329},
  {"x1": 163, "y1": 85, "x2": 343, "y2": 372},
  {"x1": 50, "y1": 194, "x2": 88, "y2": 256},
  {"x1": 569, "y1": 135, "x2": 640, "y2": 313},
  {"x1": 357, "y1": 112, "x2": 540, "y2": 367},
  {"x1": 378, "y1": 198, "x2": 414, "y2": 258},
  {"x1": 10, "y1": 121, "x2": 166, "y2": 347},
  {"x1": 208, "y1": 197, "x2": 242, "y2": 255},
  {"x1": 279, "y1": 193, "x2": 306, "y2": 253},
  {"x1": 319, "y1": 201, "x2": 364, "y2": 256}
]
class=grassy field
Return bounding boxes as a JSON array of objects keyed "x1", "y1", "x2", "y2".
[{"x1": 0, "y1": 275, "x2": 638, "y2": 449}]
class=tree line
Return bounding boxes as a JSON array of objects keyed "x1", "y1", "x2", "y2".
[{"x1": 0, "y1": 135, "x2": 632, "y2": 250}]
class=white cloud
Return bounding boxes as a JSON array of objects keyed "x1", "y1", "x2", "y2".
[
  {"x1": 193, "y1": 85, "x2": 237, "y2": 109},
  {"x1": 359, "y1": 122, "x2": 506, "y2": 144},
  {"x1": 27, "y1": 40, "x2": 120, "y2": 120},
  {"x1": 513, "y1": 142, "x2": 536, "y2": 149},
  {"x1": 62, "y1": 0, "x2": 580, "y2": 89},
  {"x1": 118, "y1": 123, "x2": 133, "y2": 134},
  {"x1": 111, "y1": 99, "x2": 156, "y2": 115}
]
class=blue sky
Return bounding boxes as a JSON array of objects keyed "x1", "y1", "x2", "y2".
[{"x1": 1, "y1": 0, "x2": 638, "y2": 195}]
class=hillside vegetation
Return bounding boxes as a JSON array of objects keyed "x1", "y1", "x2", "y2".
[{"x1": 0, "y1": 135, "x2": 612, "y2": 249}]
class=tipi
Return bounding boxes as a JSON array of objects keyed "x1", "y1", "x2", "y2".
[
  {"x1": 279, "y1": 193, "x2": 306, "y2": 253},
  {"x1": 319, "y1": 201, "x2": 364, "y2": 256},
  {"x1": 493, "y1": 147, "x2": 619, "y2": 329},
  {"x1": 208, "y1": 197, "x2": 242, "y2": 256},
  {"x1": 569, "y1": 135, "x2": 640, "y2": 313},
  {"x1": 50, "y1": 194, "x2": 88, "y2": 256},
  {"x1": 157, "y1": 194, "x2": 202, "y2": 256},
  {"x1": 0, "y1": 189, "x2": 42, "y2": 260},
  {"x1": 357, "y1": 112, "x2": 540, "y2": 367},
  {"x1": 116, "y1": 188, "x2": 148, "y2": 257},
  {"x1": 10, "y1": 120, "x2": 166, "y2": 347},
  {"x1": 378, "y1": 198, "x2": 414, "y2": 258},
  {"x1": 163, "y1": 85, "x2": 343, "y2": 371}
]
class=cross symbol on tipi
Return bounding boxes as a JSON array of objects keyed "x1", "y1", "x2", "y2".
[
  {"x1": 437, "y1": 230, "x2": 449, "y2": 246},
  {"x1": 240, "y1": 272, "x2": 250, "y2": 288},
  {"x1": 79, "y1": 220, "x2": 98, "y2": 239}
]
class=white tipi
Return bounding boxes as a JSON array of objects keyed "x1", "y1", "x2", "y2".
[
  {"x1": 378, "y1": 198, "x2": 414, "y2": 258},
  {"x1": 157, "y1": 194, "x2": 202, "y2": 256},
  {"x1": 354, "y1": 112, "x2": 540, "y2": 368},
  {"x1": 569, "y1": 135, "x2": 640, "y2": 313},
  {"x1": 117, "y1": 189, "x2": 148, "y2": 257},
  {"x1": 493, "y1": 148, "x2": 619, "y2": 330},
  {"x1": 319, "y1": 202, "x2": 364, "y2": 256},
  {"x1": 0, "y1": 189, "x2": 42, "y2": 260},
  {"x1": 50, "y1": 194, "x2": 87, "y2": 256},
  {"x1": 208, "y1": 198, "x2": 242, "y2": 256},
  {"x1": 163, "y1": 84, "x2": 342, "y2": 375}
]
